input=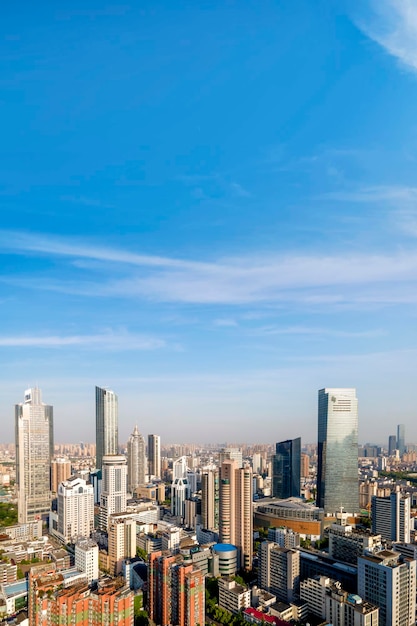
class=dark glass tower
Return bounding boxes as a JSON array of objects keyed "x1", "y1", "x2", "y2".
[
  {"x1": 317, "y1": 388, "x2": 359, "y2": 514},
  {"x1": 272, "y1": 437, "x2": 301, "y2": 499}
]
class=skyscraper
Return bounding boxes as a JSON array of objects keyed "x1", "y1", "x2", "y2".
[
  {"x1": 95, "y1": 386, "x2": 118, "y2": 472},
  {"x1": 148, "y1": 434, "x2": 161, "y2": 480},
  {"x1": 201, "y1": 468, "x2": 219, "y2": 531},
  {"x1": 272, "y1": 437, "x2": 301, "y2": 499},
  {"x1": 317, "y1": 388, "x2": 359, "y2": 515},
  {"x1": 127, "y1": 425, "x2": 146, "y2": 493},
  {"x1": 397, "y1": 424, "x2": 405, "y2": 456},
  {"x1": 171, "y1": 456, "x2": 190, "y2": 519},
  {"x1": 99, "y1": 455, "x2": 127, "y2": 530},
  {"x1": 388, "y1": 435, "x2": 397, "y2": 457},
  {"x1": 15, "y1": 387, "x2": 53, "y2": 523}
]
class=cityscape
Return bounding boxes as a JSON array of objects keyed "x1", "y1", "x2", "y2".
[
  {"x1": 2, "y1": 1, "x2": 417, "y2": 626},
  {"x1": 0, "y1": 385, "x2": 417, "y2": 626}
]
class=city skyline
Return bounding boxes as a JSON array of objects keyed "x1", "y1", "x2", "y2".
[{"x1": 2, "y1": 2, "x2": 417, "y2": 443}]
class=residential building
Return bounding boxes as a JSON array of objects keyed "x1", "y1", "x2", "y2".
[
  {"x1": 51, "y1": 457, "x2": 72, "y2": 493},
  {"x1": 99, "y1": 455, "x2": 127, "y2": 530},
  {"x1": 219, "y1": 447, "x2": 243, "y2": 468},
  {"x1": 218, "y1": 576, "x2": 251, "y2": 615},
  {"x1": 15, "y1": 387, "x2": 53, "y2": 523},
  {"x1": 74, "y1": 538, "x2": 99, "y2": 583},
  {"x1": 358, "y1": 550, "x2": 416, "y2": 626},
  {"x1": 148, "y1": 434, "x2": 161, "y2": 480},
  {"x1": 325, "y1": 581, "x2": 379, "y2": 626},
  {"x1": 108, "y1": 515, "x2": 136, "y2": 575},
  {"x1": 95, "y1": 386, "x2": 118, "y2": 472},
  {"x1": 127, "y1": 425, "x2": 146, "y2": 493},
  {"x1": 371, "y1": 489, "x2": 411, "y2": 543},
  {"x1": 201, "y1": 468, "x2": 219, "y2": 531},
  {"x1": 267, "y1": 527, "x2": 300, "y2": 549},
  {"x1": 148, "y1": 551, "x2": 205, "y2": 626},
  {"x1": 258, "y1": 542, "x2": 300, "y2": 603},
  {"x1": 328, "y1": 522, "x2": 382, "y2": 565},
  {"x1": 272, "y1": 438, "x2": 301, "y2": 499},
  {"x1": 317, "y1": 388, "x2": 359, "y2": 514},
  {"x1": 56, "y1": 476, "x2": 94, "y2": 543},
  {"x1": 300, "y1": 575, "x2": 332, "y2": 618}
]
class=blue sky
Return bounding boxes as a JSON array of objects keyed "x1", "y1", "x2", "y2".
[{"x1": 1, "y1": 0, "x2": 417, "y2": 445}]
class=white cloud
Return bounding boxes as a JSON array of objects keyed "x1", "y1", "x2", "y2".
[
  {"x1": 0, "y1": 331, "x2": 166, "y2": 350},
  {"x1": 356, "y1": 0, "x2": 417, "y2": 72}
]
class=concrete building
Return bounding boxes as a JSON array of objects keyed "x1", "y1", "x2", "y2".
[
  {"x1": 95, "y1": 386, "x2": 118, "y2": 472},
  {"x1": 99, "y1": 455, "x2": 127, "y2": 530},
  {"x1": 50, "y1": 457, "x2": 72, "y2": 493},
  {"x1": 328, "y1": 522, "x2": 382, "y2": 565},
  {"x1": 258, "y1": 542, "x2": 300, "y2": 603},
  {"x1": 127, "y1": 425, "x2": 146, "y2": 493},
  {"x1": 371, "y1": 490, "x2": 411, "y2": 543},
  {"x1": 358, "y1": 550, "x2": 416, "y2": 626},
  {"x1": 148, "y1": 551, "x2": 205, "y2": 626},
  {"x1": 56, "y1": 476, "x2": 94, "y2": 543},
  {"x1": 219, "y1": 459, "x2": 253, "y2": 571},
  {"x1": 148, "y1": 434, "x2": 161, "y2": 480},
  {"x1": 74, "y1": 538, "x2": 99, "y2": 583},
  {"x1": 300, "y1": 575, "x2": 332, "y2": 618},
  {"x1": 218, "y1": 576, "x2": 251, "y2": 615},
  {"x1": 325, "y1": 582, "x2": 379, "y2": 626},
  {"x1": 108, "y1": 515, "x2": 136, "y2": 575},
  {"x1": 267, "y1": 527, "x2": 300, "y2": 549},
  {"x1": 15, "y1": 387, "x2": 53, "y2": 523},
  {"x1": 317, "y1": 388, "x2": 359, "y2": 514}
]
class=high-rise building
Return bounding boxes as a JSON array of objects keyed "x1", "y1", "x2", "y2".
[
  {"x1": 201, "y1": 468, "x2": 219, "y2": 531},
  {"x1": 15, "y1": 387, "x2": 53, "y2": 523},
  {"x1": 50, "y1": 457, "x2": 72, "y2": 493},
  {"x1": 56, "y1": 476, "x2": 94, "y2": 543},
  {"x1": 272, "y1": 437, "x2": 301, "y2": 499},
  {"x1": 219, "y1": 460, "x2": 253, "y2": 571},
  {"x1": 258, "y1": 541, "x2": 300, "y2": 603},
  {"x1": 148, "y1": 434, "x2": 161, "y2": 480},
  {"x1": 99, "y1": 455, "x2": 127, "y2": 530},
  {"x1": 317, "y1": 388, "x2": 359, "y2": 515},
  {"x1": 397, "y1": 424, "x2": 405, "y2": 456},
  {"x1": 388, "y1": 435, "x2": 397, "y2": 457},
  {"x1": 108, "y1": 515, "x2": 136, "y2": 575},
  {"x1": 219, "y1": 447, "x2": 243, "y2": 468},
  {"x1": 171, "y1": 456, "x2": 190, "y2": 520},
  {"x1": 371, "y1": 489, "x2": 411, "y2": 543},
  {"x1": 148, "y1": 551, "x2": 205, "y2": 626},
  {"x1": 74, "y1": 538, "x2": 99, "y2": 583},
  {"x1": 358, "y1": 550, "x2": 416, "y2": 626},
  {"x1": 95, "y1": 386, "x2": 118, "y2": 472},
  {"x1": 127, "y1": 425, "x2": 146, "y2": 493}
]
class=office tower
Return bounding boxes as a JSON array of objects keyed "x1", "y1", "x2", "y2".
[
  {"x1": 95, "y1": 386, "x2": 118, "y2": 472},
  {"x1": 108, "y1": 516, "x2": 136, "y2": 575},
  {"x1": 388, "y1": 435, "x2": 397, "y2": 457},
  {"x1": 258, "y1": 541, "x2": 300, "y2": 603},
  {"x1": 219, "y1": 459, "x2": 253, "y2": 571},
  {"x1": 75, "y1": 538, "x2": 99, "y2": 583},
  {"x1": 148, "y1": 552, "x2": 205, "y2": 626},
  {"x1": 56, "y1": 477, "x2": 94, "y2": 543},
  {"x1": 272, "y1": 437, "x2": 301, "y2": 499},
  {"x1": 171, "y1": 456, "x2": 190, "y2": 519},
  {"x1": 201, "y1": 468, "x2": 219, "y2": 531},
  {"x1": 99, "y1": 455, "x2": 127, "y2": 530},
  {"x1": 15, "y1": 387, "x2": 53, "y2": 523},
  {"x1": 358, "y1": 550, "x2": 416, "y2": 626},
  {"x1": 317, "y1": 388, "x2": 359, "y2": 515},
  {"x1": 371, "y1": 489, "x2": 411, "y2": 543},
  {"x1": 127, "y1": 425, "x2": 146, "y2": 493},
  {"x1": 50, "y1": 457, "x2": 72, "y2": 493},
  {"x1": 219, "y1": 447, "x2": 243, "y2": 468},
  {"x1": 397, "y1": 424, "x2": 405, "y2": 456},
  {"x1": 148, "y1": 434, "x2": 161, "y2": 480}
]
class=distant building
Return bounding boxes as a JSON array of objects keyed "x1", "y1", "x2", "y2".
[
  {"x1": 171, "y1": 456, "x2": 190, "y2": 520},
  {"x1": 397, "y1": 424, "x2": 405, "y2": 456},
  {"x1": 51, "y1": 457, "x2": 72, "y2": 493},
  {"x1": 201, "y1": 468, "x2": 219, "y2": 531},
  {"x1": 95, "y1": 386, "x2": 118, "y2": 472},
  {"x1": 317, "y1": 388, "x2": 359, "y2": 514},
  {"x1": 388, "y1": 435, "x2": 397, "y2": 457},
  {"x1": 267, "y1": 527, "x2": 300, "y2": 549},
  {"x1": 15, "y1": 387, "x2": 53, "y2": 523},
  {"x1": 56, "y1": 476, "x2": 94, "y2": 543},
  {"x1": 127, "y1": 425, "x2": 146, "y2": 493},
  {"x1": 272, "y1": 438, "x2": 301, "y2": 499},
  {"x1": 148, "y1": 434, "x2": 161, "y2": 480},
  {"x1": 358, "y1": 550, "x2": 416, "y2": 626}
]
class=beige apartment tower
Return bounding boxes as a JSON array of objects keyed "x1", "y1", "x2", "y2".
[{"x1": 148, "y1": 434, "x2": 161, "y2": 480}]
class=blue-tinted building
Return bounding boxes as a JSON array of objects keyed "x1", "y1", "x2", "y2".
[
  {"x1": 272, "y1": 438, "x2": 301, "y2": 499},
  {"x1": 317, "y1": 388, "x2": 359, "y2": 515}
]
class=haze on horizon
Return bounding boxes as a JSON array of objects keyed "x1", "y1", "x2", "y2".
[{"x1": 1, "y1": 1, "x2": 417, "y2": 444}]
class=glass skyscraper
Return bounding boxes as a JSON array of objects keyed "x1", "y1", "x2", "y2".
[
  {"x1": 397, "y1": 423, "x2": 405, "y2": 456},
  {"x1": 317, "y1": 388, "x2": 359, "y2": 514},
  {"x1": 95, "y1": 386, "x2": 118, "y2": 471},
  {"x1": 272, "y1": 437, "x2": 301, "y2": 499}
]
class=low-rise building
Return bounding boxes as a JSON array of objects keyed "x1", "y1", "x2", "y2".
[{"x1": 218, "y1": 577, "x2": 250, "y2": 615}]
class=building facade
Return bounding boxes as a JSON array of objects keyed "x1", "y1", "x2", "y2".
[
  {"x1": 201, "y1": 468, "x2": 219, "y2": 531},
  {"x1": 317, "y1": 388, "x2": 359, "y2": 514},
  {"x1": 15, "y1": 387, "x2": 53, "y2": 523},
  {"x1": 95, "y1": 386, "x2": 118, "y2": 472},
  {"x1": 258, "y1": 541, "x2": 300, "y2": 603},
  {"x1": 56, "y1": 476, "x2": 94, "y2": 543},
  {"x1": 371, "y1": 490, "x2": 411, "y2": 544},
  {"x1": 99, "y1": 455, "x2": 127, "y2": 530}
]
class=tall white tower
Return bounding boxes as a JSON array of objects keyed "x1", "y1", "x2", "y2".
[
  {"x1": 15, "y1": 387, "x2": 53, "y2": 523},
  {"x1": 127, "y1": 425, "x2": 147, "y2": 493},
  {"x1": 171, "y1": 456, "x2": 190, "y2": 519},
  {"x1": 95, "y1": 386, "x2": 118, "y2": 472},
  {"x1": 99, "y1": 455, "x2": 127, "y2": 530}
]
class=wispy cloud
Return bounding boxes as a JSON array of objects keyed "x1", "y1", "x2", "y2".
[
  {"x1": 2, "y1": 230, "x2": 417, "y2": 306},
  {"x1": 251, "y1": 326, "x2": 384, "y2": 339},
  {"x1": 356, "y1": 0, "x2": 417, "y2": 73},
  {"x1": 0, "y1": 331, "x2": 166, "y2": 350},
  {"x1": 324, "y1": 185, "x2": 417, "y2": 203}
]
